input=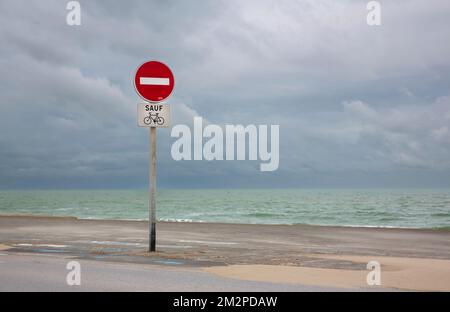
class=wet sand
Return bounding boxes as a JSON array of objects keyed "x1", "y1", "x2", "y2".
[{"x1": 1, "y1": 215, "x2": 449, "y2": 291}]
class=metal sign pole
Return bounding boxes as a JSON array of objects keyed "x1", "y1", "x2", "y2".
[{"x1": 149, "y1": 126, "x2": 157, "y2": 252}]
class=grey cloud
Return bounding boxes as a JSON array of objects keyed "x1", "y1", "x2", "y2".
[{"x1": 0, "y1": 0, "x2": 450, "y2": 188}]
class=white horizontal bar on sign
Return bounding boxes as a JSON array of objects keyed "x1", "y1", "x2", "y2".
[{"x1": 139, "y1": 77, "x2": 170, "y2": 86}]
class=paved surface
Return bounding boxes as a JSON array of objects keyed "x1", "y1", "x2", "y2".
[{"x1": 0, "y1": 252, "x2": 349, "y2": 292}]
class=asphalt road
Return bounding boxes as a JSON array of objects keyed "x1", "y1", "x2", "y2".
[{"x1": 0, "y1": 252, "x2": 348, "y2": 292}]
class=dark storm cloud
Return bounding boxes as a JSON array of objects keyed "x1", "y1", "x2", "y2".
[{"x1": 1, "y1": 0, "x2": 450, "y2": 188}]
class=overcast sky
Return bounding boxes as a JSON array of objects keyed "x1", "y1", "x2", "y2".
[{"x1": 1, "y1": 0, "x2": 450, "y2": 189}]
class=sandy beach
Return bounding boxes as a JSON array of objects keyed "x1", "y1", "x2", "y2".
[{"x1": 0, "y1": 215, "x2": 449, "y2": 291}]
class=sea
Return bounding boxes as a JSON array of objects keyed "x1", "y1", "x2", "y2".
[{"x1": 0, "y1": 189, "x2": 449, "y2": 229}]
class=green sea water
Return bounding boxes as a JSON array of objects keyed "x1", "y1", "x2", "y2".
[{"x1": 0, "y1": 189, "x2": 449, "y2": 229}]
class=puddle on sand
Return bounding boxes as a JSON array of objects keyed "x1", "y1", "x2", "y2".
[
  {"x1": 33, "y1": 249, "x2": 67, "y2": 253},
  {"x1": 14, "y1": 243, "x2": 68, "y2": 248},
  {"x1": 84, "y1": 254, "x2": 185, "y2": 266},
  {"x1": 153, "y1": 259, "x2": 183, "y2": 265},
  {"x1": 73, "y1": 240, "x2": 143, "y2": 247},
  {"x1": 92, "y1": 254, "x2": 121, "y2": 259},
  {"x1": 157, "y1": 244, "x2": 193, "y2": 249},
  {"x1": 92, "y1": 247, "x2": 126, "y2": 252}
]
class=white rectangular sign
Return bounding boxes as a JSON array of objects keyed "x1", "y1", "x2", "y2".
[{"x1": 137, "y1": 103, "x2": 171, "y2": 127}]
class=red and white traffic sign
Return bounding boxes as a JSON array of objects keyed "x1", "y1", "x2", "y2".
[{"x1": 134, "y1": 61, "x2": 174, "y2": 103}]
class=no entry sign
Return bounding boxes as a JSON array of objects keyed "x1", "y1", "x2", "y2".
[{"x1": 134, "y1": 61, "x2": 174, "y2": 103}]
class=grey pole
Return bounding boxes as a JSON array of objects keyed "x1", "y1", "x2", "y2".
[{"x1": 149, "y1": 126, "x2": 157, "y2": 252}]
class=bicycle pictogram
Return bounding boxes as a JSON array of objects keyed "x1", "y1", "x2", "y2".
[{"x1": 143, "y1": 112, "x2": 165, "y2": 126}]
